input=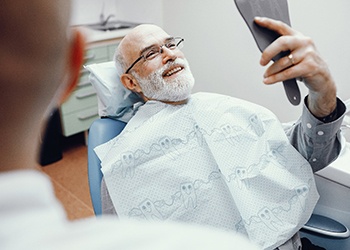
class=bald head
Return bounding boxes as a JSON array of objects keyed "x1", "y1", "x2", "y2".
[
  {"x1": 117, "y1": 24, "x2": 171, "y2": 72},
  {"x1": 0, "y1": 0, "x2": 85, "y2": 171},
  {"x1": 0, "y1": 0, "x2": 71, "y2": 92}
]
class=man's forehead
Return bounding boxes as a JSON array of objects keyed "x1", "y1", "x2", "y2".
[{"x1": 124, "y1": 25, "x2": 170, "y2": 52}]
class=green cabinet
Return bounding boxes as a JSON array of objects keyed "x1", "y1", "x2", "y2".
[{"x1": 60, "y1": 41, "x2": 121, "y2": 137}]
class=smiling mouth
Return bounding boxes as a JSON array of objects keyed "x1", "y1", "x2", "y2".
[{"x1": 163, "y1": 66, "x2": 184, "y2": 77}]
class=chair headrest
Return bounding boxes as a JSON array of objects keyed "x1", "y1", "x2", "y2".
[{"x1": 85, "y1": 61, "x2": 143, "y2": 121}]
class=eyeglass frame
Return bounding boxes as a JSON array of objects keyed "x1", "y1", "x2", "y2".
[{"x1": 124, "y1": 37, "x2": 184, "y2": 74}]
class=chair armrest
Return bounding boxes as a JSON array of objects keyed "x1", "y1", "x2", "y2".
[
  {"x1": 87, "y1": 118, "x2": 126, "y2": 215},
  {"x1": 301, "y1": 214, "x2": 350, "y2": 239}
]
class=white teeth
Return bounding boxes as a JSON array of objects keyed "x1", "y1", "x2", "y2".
[{"x1": 165, "y1": 67, "x2": 182, "y2": 77}]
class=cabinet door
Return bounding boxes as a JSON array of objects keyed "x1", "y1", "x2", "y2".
[
  {"x1": 60, "y1": 40, "x2": 122, "y2": 137},
  {"x1": 107, "y1": 42, "x2": 120, "y2": 60}
]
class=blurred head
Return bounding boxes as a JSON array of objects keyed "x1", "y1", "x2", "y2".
[
  {"x1": 0, "y1": 0, "x2": 85, "y2": 171},
  {"x1": 115, "y1": 24, "x2": 194, "y2": 104}
]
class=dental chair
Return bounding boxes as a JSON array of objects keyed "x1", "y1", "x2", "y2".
[
  {"x1": 87, "y1": 117, "x2": 126, "y2": 215},
  {"x1": 86, "y1": 61, "x2": 350, "y2": 248},
  {"x1": 85, "y1": 61, "x2": 140, "y2": 215}
]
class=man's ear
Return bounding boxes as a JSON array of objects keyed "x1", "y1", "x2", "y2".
[
  {"x1": 120, "y1": 73, "x2": 142, "y2": 93},
  {"x1": 60, "y1": 29, "x2": 85, "y2": 103}
]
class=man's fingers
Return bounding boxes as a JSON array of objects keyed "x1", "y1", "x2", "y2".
[
  {"x1": 254, "y1": 17, "x2": 302, "y2": 66},
  {"x1": 259, "y1": 35, "x2": 298, "y2": 66},
  {"x1": 263, "y1": 62, "x2": 305, "y2": 85},
  {"x1": 254, "y1": 17, "x2": 294, "y2": 36},
  {"x1": 263, "y1": 52, "x2": 301, "y2": 78}
]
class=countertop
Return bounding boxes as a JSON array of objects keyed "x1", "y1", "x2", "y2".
[{"x1": 74, "y1": 26, "x2": 133, "y2": 44}]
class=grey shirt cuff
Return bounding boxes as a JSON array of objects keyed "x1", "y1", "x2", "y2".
[
  {"x1": 301, "y1": 97, "x2": 345, "y2": 145},
  {"x1": 287, "y1": 97, "x2": 346, "y2": 172}
]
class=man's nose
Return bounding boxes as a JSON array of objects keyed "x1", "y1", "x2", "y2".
[{"x1": 161, "y1": 47, "x2": 177, "y2": 64}]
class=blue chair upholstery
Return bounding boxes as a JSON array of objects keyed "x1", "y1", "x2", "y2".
[{"x1": 87, "y1": 118, "x2": 126, "y2": 215}]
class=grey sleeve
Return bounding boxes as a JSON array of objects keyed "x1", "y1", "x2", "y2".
[
  {"x1": 284, "y1": 97, "x2": 346, "y2": 172},
  {"x1": 101, "y1": 177, "x2": 117, "y2": 215}
]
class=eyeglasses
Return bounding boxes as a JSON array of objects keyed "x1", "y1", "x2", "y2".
[{"x1": 125, "y1": 37, "x2": 184, "y2": 74}]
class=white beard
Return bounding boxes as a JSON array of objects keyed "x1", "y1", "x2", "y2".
[{"x1": 132, "y1": 58, "x2": 195, "y2": 102}]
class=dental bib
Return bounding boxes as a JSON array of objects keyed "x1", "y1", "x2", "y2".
[{"x1": 95, "y1": 92, "x2": 319, "y2": 250}]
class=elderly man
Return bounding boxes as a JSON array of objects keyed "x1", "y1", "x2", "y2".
[
  {"x1": 0, "y1": 1, "x2": 261, "y2": 249},
  {"x1": 97, "y1": 18, "x2": 345, "y2": 250}
]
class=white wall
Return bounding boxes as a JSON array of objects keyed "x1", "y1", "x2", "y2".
[
  {"x1": 114, "y1": 0, "x2": 163, "y2": 26},
  {"x1": 70, "y1": 0, "x2": 163, "y2": 26},
  {"x1": 70, "y1": 0, "x2": 117, "y2": 25},
  {"x1": 163, "y1": 0, "x2": 350, "y2": 122}
]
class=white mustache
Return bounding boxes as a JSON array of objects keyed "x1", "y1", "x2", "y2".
[{"x1": 159, "y1": 58, "x2": 187, "y2": 76}]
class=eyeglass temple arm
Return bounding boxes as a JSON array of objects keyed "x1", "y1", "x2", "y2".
[{"x1": 125, "y1": 56, "x2": 143, "y2": 74}]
